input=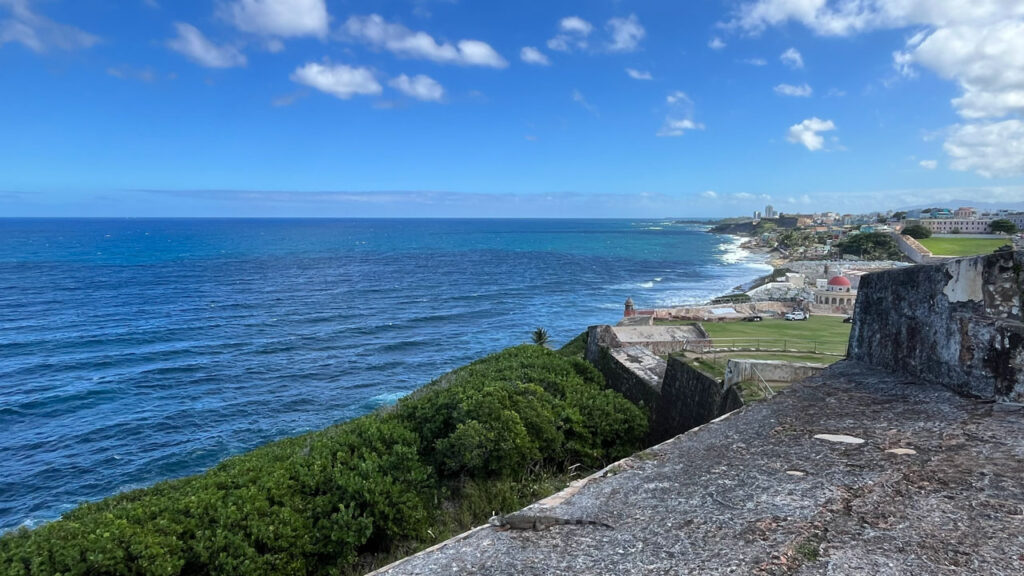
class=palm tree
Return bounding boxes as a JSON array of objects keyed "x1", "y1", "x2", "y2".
[{"x1": 531, "y1": 327, "x2": 550, "y2": 347}]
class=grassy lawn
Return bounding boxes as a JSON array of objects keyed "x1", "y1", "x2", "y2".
[
  {"x1": 918, "y1": 237, "x2": 1010, "y2": 257},
  {"x1": 709, "y1": 351, "x2": 843, "y2": 365},
  {"x1": 702, "y1": 316, "x2": 852, "y2": 355}
]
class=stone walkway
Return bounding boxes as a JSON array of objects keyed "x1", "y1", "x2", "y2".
[{"x1": 373, "y1": 361, "x2": 1024, "y2": 575}]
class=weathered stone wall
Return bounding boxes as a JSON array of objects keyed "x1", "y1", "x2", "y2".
[
  {"x1": 849, "y1": 251, "x2": 1024, "y2": 402},
  {"x1": 723, "y1": 359, "x2": 827, "y2": 389},
  {"x1": 610, "y1": 325, "x2": 706, "y2": 356},
  {"x1": 891, "y1": 232, "x2": 931, "y2": 264},
  {"x1": 586, "y1": 324, "x2": 741, "y2": 443},
  {"x1": 652, "y1": 358, "x2": 741, "y2": 443}
]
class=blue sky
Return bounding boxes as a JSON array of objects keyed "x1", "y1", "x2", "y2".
[{"x1": 1, "y1": 0, "x2": 1023, "y2": 217}]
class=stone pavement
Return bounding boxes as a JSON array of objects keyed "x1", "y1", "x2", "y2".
[{"x1": 372, "y1": 361, "x2": 1024, "y2": 576}]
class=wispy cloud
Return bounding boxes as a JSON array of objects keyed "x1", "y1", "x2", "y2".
[
  {"x1": 625, "y1": 68, "x2": 652, "y2": 80},
  {"x1": 342, "y1": 14, "x2": 507, "y2": 68},
  {"x1": 572, "y1": 89, "x2": 598, "y2": 116},
  {"x1": 774, "y1": 83, "x2": 812, "y2": 97},
  {"x1": 780, "y1": 47, "x2": 803, "y2": 69},
  {"x1": 0, "y1": 0, "x2": 99, "y2": 53},
  {"x1": 167, "y1": 22, "x2": 246, "y2": 68},
  {"x1": 658, "y1": 91, "x2": 705, "y2": 136},
  {"x1": 607, "y1": 14, "x2": 645, "y2": 52},
  {"x1": 520, "y1": 46, "x2": 551, "y2": 66}
]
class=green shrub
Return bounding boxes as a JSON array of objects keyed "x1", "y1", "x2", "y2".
[{"x1": 0, "y1": 346, "x2": 647, "y2": 576}]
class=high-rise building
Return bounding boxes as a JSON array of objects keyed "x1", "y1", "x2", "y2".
[
  {"x1": 765, "y1": 205, "x2": 776, "y2": 219},
  {"x1": 754, "y1": 211, "x2": 762, "y2": 220}
]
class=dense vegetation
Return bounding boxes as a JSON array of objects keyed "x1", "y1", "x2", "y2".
[
  {"x1": 0, "y1": 345, "x2": 646, "y2": 576},
  {"x1": 833, "y1": 232, "x2": 903, "y2": 261},
  {"x1": 989, "y1": 219, "x2": 1018, "y2": 235},
  {"x1": 901, "y1": 224, "x2": 932, "y2": 239}
]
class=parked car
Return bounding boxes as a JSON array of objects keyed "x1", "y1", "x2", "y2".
[
  {"x1": 743, "y1": 315, "x2": 764, "y2": 322},
  {"x1": 843, "y1": 315, "x2": 854, "y2": 324},
  {"x1": 784, "y1": 311, "x2": 808, "y2": 321}
]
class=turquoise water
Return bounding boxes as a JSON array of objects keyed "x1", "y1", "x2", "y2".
[{"x1": 0, "y1": 218, "x2": 770, "y2": 530}]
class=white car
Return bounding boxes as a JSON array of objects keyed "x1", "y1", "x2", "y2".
[{"x1": 784, "y1": 311, "x2": 808, "y2": 321}]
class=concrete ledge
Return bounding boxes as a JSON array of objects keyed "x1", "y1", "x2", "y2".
[{"x1": 372, "y1": 361, "x2": 1024, "y2": 575}]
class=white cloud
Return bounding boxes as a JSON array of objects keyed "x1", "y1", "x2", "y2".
[
  {"x1": 919, "y1": 159, "x2": 938, "y2": 169},
  {"x1": 780, "y1": 47, "x2": 803, "y2": 69},
  {"x1": 774, "y1": 82, "x2": 813, "y2": 97},
  {"x1": 945, "y1": 119, "x2": 1024, "y2": 177},
  {"x1": 728, "y1": 1, "x2": 1024, "y2": 37},
  {"x1": 892, "y1": 49, "x2": 915, "y2": 77},
  {"x1": 742, "y1": 57, "x2": 767, "y2": 66},
  {"x1": 666, "y1": 90, "x2": 691, "y2": 105},
  {"x1": 701, "y1": 190, "x2": 719, "y2": 199},
  {"x1": 658, "y1": 91, "x2": 705, "y2": 136},
  {"x1": 657, "y1": 119, "x2": 705, "y2": 137},
  {"x1": 167, "y1": 22, "x2": 246, "y2": 68},
  {"x1": 219, "y1": 0, "x2": 328, "y2": 38},
  {"x1": 728, "y1": 1, "x2": 1024, "y2": 177},
  {"x1": 708, "y1": 37, "x2": 726, "y2": 50},
  {"x1": 0, "y1": 0, "x2": 99, "y2": 52},
  {"x1": 908, "y1": 21, "x2": 1024, "y2": 119},
  {"x1": 607, "y1": 14, "x2": 645, "y2": 52},
  {"x1": 290, "y1": 62, "x2": 382, "y2": 99},
  {"x1": 626, "y1": 68, "x2": 652, "y2": 80},
  {"x1": 389, "y1": 73, "x2": 444, "y2": 102},
  {"x1": 560, "y1": 16, "x2": 593, "y2": 35},
  {"x1": 343, "y1": 14, "x2": 507, "y2": 68},
  {"x1": 787, "y1": 117, "x2": 836, "y2": 151},
  {"x1": 548, "y1": 15, "x2": 592, "y2": 52},
  {"x1": 520, "y1": 46, "x2": 550, "y2": 66}
]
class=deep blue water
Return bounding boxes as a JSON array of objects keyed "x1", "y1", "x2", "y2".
[{"x1": 0, "y1": 218, "x2": 770, "y2": 531}]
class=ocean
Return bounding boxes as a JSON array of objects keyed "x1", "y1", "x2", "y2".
[{"x1": 0, "y1": 218, "x2": 771, "y2": 531}]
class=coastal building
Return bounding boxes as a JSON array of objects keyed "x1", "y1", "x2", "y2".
[
  {"x1": 1003, "y1": 213, "x2": 1024, "y2": 230},
  {"x1": 909, "y1": 218, "x2": 992, "y2": 234},
  {"x1": 812, "y1": 275, "x2": 857, "y2": 313},
  {"x1": 624, "y1": 297, "x2": 636, "y2": 317},
  {"x1": 954, "y1": 207, "x2": 977, "y2": 219},
  {"x1": 765, "y1": 205, "x2": 776, "y2": 219}
]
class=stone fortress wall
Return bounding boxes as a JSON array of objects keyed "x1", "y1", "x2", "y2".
[{"x1": 850, "y1": 249, "x2": 1024, "y2": 402}]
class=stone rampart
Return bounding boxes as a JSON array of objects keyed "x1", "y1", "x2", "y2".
[
  {"x1": 891, "y1": 232, "x2": 933, "y2": 264},
  {"x1": 585, "y1": 324, "x2": 739, "y2": 443},
  {"x1": 723, "y1": 359, "x2": 827, "y2": 389},
  {"x1": 849, "y1": 250, "x2": 1024, "y2": 402},
  {"x1": 653, "y1": 358, "x2": 741, "y2": 443}
]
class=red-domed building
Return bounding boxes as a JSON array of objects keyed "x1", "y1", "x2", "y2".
[{"x1": 814, "y1": 274, "x2": 857, "y2": 312}]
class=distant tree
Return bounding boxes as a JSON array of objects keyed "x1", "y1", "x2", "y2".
[
  {"x1": 892, "y1": 211, "x2": 907, "y2": 221},
  {"x1": 531, "y1": 327, "x2": 550, "y2": 347},
  {"x1": 990, "y1": 219, "x2": 1018, "y2": 234},
  {"x1": 834, "y1": 232, "x2": 903, "y2": 261},
  {"x1": 951, "y1": 228, "x2": 962, "y2": 234},
  {"x1": 902, "y1": 224, "x2": 932, "y2": 239}
]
